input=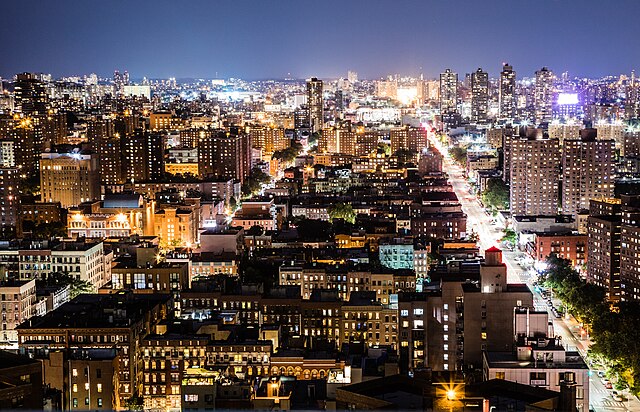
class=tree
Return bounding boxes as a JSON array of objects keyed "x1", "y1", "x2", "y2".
[
  {"x1": 377, "y1": 142, "x2": 391, "y2": 157},
  {"x1": 273, "y1": 142, "x2": 303, "y2": 163},
  {"x1": 327, "y1": 203, "x2": 356, "y2": 224},
  {"x1": 49, "y1": 272, "x2": 95, "y2": 299},
  {"x1": 501, "y1": 229, "x2": 517, "y2": 246},
  {"x1": 20, "y1": 174, "x2": 40, "y2": 196},
  {"x1": 482, "y1": 178, "x2": 510, "y2": 211},
  {"x1": 24, "y1": 221, "x2": 67, "y2": 240},
  {"x1": 241, "y1": 168, "x2": 272, "y2": 197},
  {"x1": 308, "y1": 132, "x2": 320, "y2": 146},
  {"x1": 448, "y1": 146, "x2": 467, "y2": 165}
]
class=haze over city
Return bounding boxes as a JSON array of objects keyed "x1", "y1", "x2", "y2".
[{"x1": 2, "y1": 0, "x2": 640, "y2": 79}]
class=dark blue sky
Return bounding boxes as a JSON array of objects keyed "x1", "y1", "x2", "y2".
[{"x1": 1, "y1": 0, "x2": 639, "y2": 80}]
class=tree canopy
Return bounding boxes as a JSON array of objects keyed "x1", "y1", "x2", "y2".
[
  {"x1": 241, "y1": 167, "x2": 272, "y2": 197},
  {"x1": 49, "y1": 271, "x2": 95, "y2": 299},
  {"x1": 482, "y1": 178, "x2": 510, "y2": 211},
  {"x1": 272, "y1": 141, "x2": 303, "y2": 163},
  {"x1": 541, "y1": 255, "x2": 640, "y2": 394},
  {"x1": 448, "y1": 146, "x2": 467, "y2": 165},
  {"x1": 327, "y1": 203, "x2": 356, "y2": 224}
]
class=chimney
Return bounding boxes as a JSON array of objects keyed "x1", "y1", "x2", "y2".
[{"x1": 559, "y1": 380, "x2": 577, "y2": 412}]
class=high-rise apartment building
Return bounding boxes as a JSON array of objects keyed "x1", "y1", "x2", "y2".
[
  {"x1": 14, "y1": 73, "x2": 48, "y2": 116},
  {"x1": 619, "y1": 195, "x2": 640, "y2": 301},
  {"x1": 97, "y1": 136, "x2": 125, "y2": 185},
  {"x1": 439, "y1": 69, "x2": 458, "y2": 128},
  {"x1": 561, "y1": 132, "x2": 615, "y2": 218},
  {"x1": 390, "y1": 126, "x2": 428, "y2": 154},
  {"x1": 471, "y1": 68, "x2": 489, "y2": 124},
  {"x1": 123, "y1": 132, "x2": 147, "y2": 183},
  {"x1": 587, "y1": 198, "x2": 623, "y2": 301},
  {"x1": 0, "y1": 167, "x2": 19, "y2": 233},
  {"x1": 534, "y1": 67, "x2": 554, "y2": 123},
  {"x1": 510, "y1": 137, "x2": 561, "y2": 216},
  {"x1": 319, "y1": 124, "x2": 378, "y2": 156},
  {"x1": 306, "y1": 78, "x2": 323, "y2": 133},
  {"x1": 198, "y1": 129, "x2": 251, "y2": 182},
  {"x1": 249, "y1": 125, "x2": 289, "y2": 156},
  {"x1": 1, "y1": 115, "x2": 45, "y2": 176},
  {"x1": 40, "y1": 147, "x2": 100, "y2": 208},
  {"x1": 499, "y1": 64, "x2": 517, "y2": 119}
]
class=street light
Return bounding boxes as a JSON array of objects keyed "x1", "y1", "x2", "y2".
[{"x1": 447, "y1": 389, "x2": 457, "y2": 400}]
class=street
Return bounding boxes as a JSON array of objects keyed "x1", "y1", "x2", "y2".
[{"x1": 432, "y1": 137, "x2": 640, "y2": 412}]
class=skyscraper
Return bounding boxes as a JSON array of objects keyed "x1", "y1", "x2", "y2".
[
  {"x1": 439, "y1": 69, "x2": 458, "y2": 128},
  {"x1": 471, "y1": 68, "x2": 489, "y2": 124},
  {"x1": 499, "y1": 63, "x2": 517, "y2": 119},
  {"x1": 534, "y1": 67, "x2": 554, "y2": 123},
  {"x1": 561, "y1": 131, "x2": 615, "y2": 218},
  {"x1": 510, "y1": 136, "x2": 561, "y2": 216},
  {"x1": 306, "y1": 78, "x2": 323, "y2": 133}
]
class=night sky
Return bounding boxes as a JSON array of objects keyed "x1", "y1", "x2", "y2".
[{"x1": 2, "y1": 0, "x2": 640, "y2": 80}]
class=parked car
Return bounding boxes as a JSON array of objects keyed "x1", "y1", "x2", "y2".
[
  {"x1": 597, "y1": 371, "x2": 605, "y2": 378},
  {"x1": 605, "y1": 382, "x2": 613, "y2": 389},
  {"x1": 612, "y1": 391, "x2": 624, "y2": 401}
]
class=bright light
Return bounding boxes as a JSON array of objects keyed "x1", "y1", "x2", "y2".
[
  {"x1": 116, "y1": 213, "x2": 127, "y2": 223},
  {"x1": 557, "y1": 93, "x2": 579, "y2": 105},
  {"x1": 447, "y1": 390, "x2": 456, "y2": 400}
]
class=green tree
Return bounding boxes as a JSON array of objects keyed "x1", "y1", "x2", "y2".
[
  {"x1": 327, "y1": 203, "x2": 356, "y2": 224},
  {"x1": 309, "y1": 132, "x2": 320, "y2": 145},
  {"x1": 50, "y1": 272, "x2": 95, "y2": 299},
  {"x1": 482, "y1": 178, "x2": 510, "y2": 211},
  {"x1": 273, "y1": 141, "x2": 303, "y2": 163},
  {"x1": 241, "y1": 168, "x2": 272, "y2": 197},
  {"x1": 377, "y1": 142, "x2": 391, "y2": 157},
  {"x1": 501, "y1": 229, "x2": 517, "y2": 246},
  {"x1": 448, "y1": 146, "x2": 467, "y2": 165}
]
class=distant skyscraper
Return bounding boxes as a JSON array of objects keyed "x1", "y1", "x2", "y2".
[
  {"x1": 306, "y1": 78, "x2": 323, "y2": 133},
  {"x1": 534, "y1": 67, "x2": 554, "y2": 123},
  {"x1": 499, "y1": 64, "x2": 517, "y2": 119},
  {"x1": 510, "y1": 136, "x2": 561, "y2": 216},
  {"x1": 14, "y1": 73, "x2": 48, "y2": 116},
  {"x1": 439, "y1": 69, "x2": 458, "y2": 128},
  {"x1": 471, "y1": 68, "x2": 489, "y2": 124},
  {"x1": 562, "y1": 131, "x2": 615, "y2": 218},
  {"x1": 347, "y1": 71, "x2": 358, "y2": 84}
]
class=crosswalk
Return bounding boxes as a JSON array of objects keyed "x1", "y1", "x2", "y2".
[{"x1": 598, "y1": 398, "x2": 626, "y2": 409}]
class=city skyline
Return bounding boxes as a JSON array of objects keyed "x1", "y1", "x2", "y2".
[{"x1": 2, "y1": 0, "x2": 640, "y2": 80}]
